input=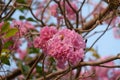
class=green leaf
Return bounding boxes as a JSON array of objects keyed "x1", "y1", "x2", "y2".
[
  {"x1": 16, "y1": 0, "x2": 26, "y2": 3},
  {"x1": 19, "y1": 15, "x2": 26, "y2": 20},
  {"x1": 21, "y1": 65, "x2": 30, "y2": 74},
  {"x1": 1, "y1": 22, "x2": 10, "y2": 33},
  {"x1": 1, "y1": 56, "x2": 10, "y2": 65},
  {"x1": 87, "y1": 48, "x2": 100, "y2": 59},
  {"x1": 4, "y1": 28, "x2": 18, "y2": 38},
  {"x1": 93, "y1": 53, "x2": 100, "y2": 59},
  {"x1": 4, "y1": 41, "x2": 13, "y2": 48},
  {"x1": 118, "y1": 23, "x2": 120, "y2": 28},
  {"x1": 48, "y1": 57, "x2": 57, "y2": 71},
  {"x1": 28, "y1": 47, "x2": 39, "y2": 54},
  {"x1": 26, "y1": 17, "x2": 36, "y2": 22},
  {"x1": 17, "y1": 7, "x2": 26, "y2": 13},
  {"x1": 1, "y1": 49, "x2": 10, "y2": 53},
  {"x1": 18, "y1": 8, "x2": 29, "y2": 13},
  {"x1": 36, "y1": 65, "x2": 43, "y2": 75},
  {"x1": 49, "y1": 57, "x2": 55, "y2": 63},
  {"x1": 4, "y1": 17, "x2": 15, "y2": 21},
  {"x1": 18, "y1": 62, "x2": 30, "y2": 75}
]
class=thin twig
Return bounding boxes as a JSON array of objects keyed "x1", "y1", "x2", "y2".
[
  {"x1": 85, "y1": 14, "x2": 114, "y2": 53},
  {"x1": 0, "y1": 0, "x2": 12, "y2": 16},
  {"x1": 28, "y1": 7, "x2": 45, "y2": 26},
  {"x1": 39, "y1": 54, "x2": 120, "y2": 80},
  {"x1": 26, "y1": 53, "x2": 44, "y2": 80}
]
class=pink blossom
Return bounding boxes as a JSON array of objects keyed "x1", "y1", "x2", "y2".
[
  {"x1": 33, "y1": 27, "x2": 85, "y2": 69},
  {"x1": 65, "y1": 2, "x2": 78, "y2": 19},
  {"x1": 17, "y1": 49, "x2": 27, "y2": 60},
  {"x1": 2, "y1": 36, "x2": 22, "y2": 51},
  {"x1": 35, "y1": 0, "x2": 47, "y2": 19},
  {"x1": 26, "y1": 38, "x2": 33, "y2": 48},
  {"x1": 9, "y1": 38, "x2": 22, "y2": 50},
  {"x1": 113, "y1": 27, "x2": 120, "y2": 39},
  {"x1": 17, "y1": 75, "x2": 25, "y2": 80},
  {"x1": 0, "y1": 21, "x2": 23, "y2": 51},
  {"x1": 82, "y1": 57, "x2": 117, "y2": 80},
  {"x1": 35, "y1": 4, "x2": 43, "y2": 18},
  {"x1": 110, "y1": 70, "x2": 120, "y2": 80},
  {"x1": 50, "y1": 4, "x2": 58, "y2": 17},
  {"x1": 33, "y1": 37, "x2": 41, "y2": 48},
  {"x1": 89, "y1": 1, "x2": 120, "y2": 39},
  {"x1": 47, "y1": 28, "x2": 85, "y2": 68},
  {"x1": 0, "y1": 22, "x2": 4, "y2": 33},
  {"x1": 0, "y1": 22, "x2": 4, "y2": 29},
  {"x1": 33, "y1": 26, "x2": 57, "y2": 52},
  {"x1": 50, "y1": 2, "x2": 77, "y2": 20},
  {"x1": 111, "y1": 17, "x2": 120, "y2": 39},
  {"x1": 11, "y1": 20, "x2": 35, "y2": 37},
  {"x1": 89, "y1": 1, "x2": 106, "y2": 15},
  {"x1": 23, "y1": 21, "x2": 34, "y2": 29}
]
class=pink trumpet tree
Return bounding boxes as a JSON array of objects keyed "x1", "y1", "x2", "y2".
[{"x1": 0, "y1": 0, "x2": 120, "y2": 80}]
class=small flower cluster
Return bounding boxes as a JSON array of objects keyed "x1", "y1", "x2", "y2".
[
  {"x1": 12, "y1": 20, "x2": 35, "y2": 37},
  {"x1": 81, "y1": 57, "x2": 120, "y2": 80},
  {"x1": 0, "y1": 21, "x2": 35, "y2": 60},
  {"x1": 50, "y1": 2, "x2": 77, "y2": 20},
  {"x1": 34, "y1": 26, "x2": 86, "y2": 68}
]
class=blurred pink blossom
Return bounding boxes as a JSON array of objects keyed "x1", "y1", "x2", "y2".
[
  {"x1": 0, "y1": 22, "x2": 4, "y2": 29},
  {"x1": 110, "y1": 70, "x2": 120, "y2": 80},
  {"x1": 7, "y1": 38, "x2": 22, "y2": 51},
  {"x1": 65, "y1": 2, "x2": 77, "y2": 19},
  {"x1": 50, "y1": 2, "x2": 77, "y2": 20},
  {"x1": 111, "y1": 17, "x2": 120, "y2": 39},
  {"x1": 102, "y1": 16, "x2": 120, "y2": 39},
  {"x1": 88, "y1": 1, "x2": 120, "y2": 39},
  {"x1": 35, "y1": 0, "x2": 47, "y2": 19},
  {"x1": 0, "y1": 22, "x2": 22, "y2": 51},
  {"x1": 81, "y1": 57, "x2": 119, "y2": 80},
  {"x1": 17, "y1": 75, "x2": 25, "y2": 80},
  {"x1": 113, "y1": 27, "x2": 120, "y2": 39},
  {"x1": 17, "y1": 49, "x2": 27, "y2": 60},
  {"x1": 35, "y1": 4, "x2": 43, "y2": 18},
  {"x1": 89, "y1": 1, "x2": 107, "y2": 15},
  {"x1": 50, "y1": 4, "x2": 58, "y2": 17},
  {"x1": 12, "y1": 20, "x2": 35, "y2": 37}
]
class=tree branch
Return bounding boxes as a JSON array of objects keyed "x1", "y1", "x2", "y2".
[
  {"x1": 2, "y1": 53, "x2": 44, "y2": 80},
  {"x1": 39, "y1": 54, "x2": 120, "y2": 80}
]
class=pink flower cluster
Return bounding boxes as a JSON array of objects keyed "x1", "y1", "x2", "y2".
[
  {"x1": 81, "y1": 57, "x2": 120, "y2": 80},
  {"x1": 0, "y1": 22, "x2": 4, "y2": 29},
  {"x1": 34, "y1": 26, "x2": 85, "y2": 68},
  {"x1": 11, "y1": 20, "x2": 35, "y2": 37},
  {"x1": 111, "y1": 17, "x2": 120, "y2": 39},
  {"x1": 17, "y1": 49, "x2": 27, "y2": 60},
  {"x1": 50, "y1": 2, "x2": 77, "y2": 20},
  {"x1": 0, "y1": 22, "x2": 20, "y2": 49},
  {"x1": 0, "y1": 21, "x2": 34, "y2": 60}
]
